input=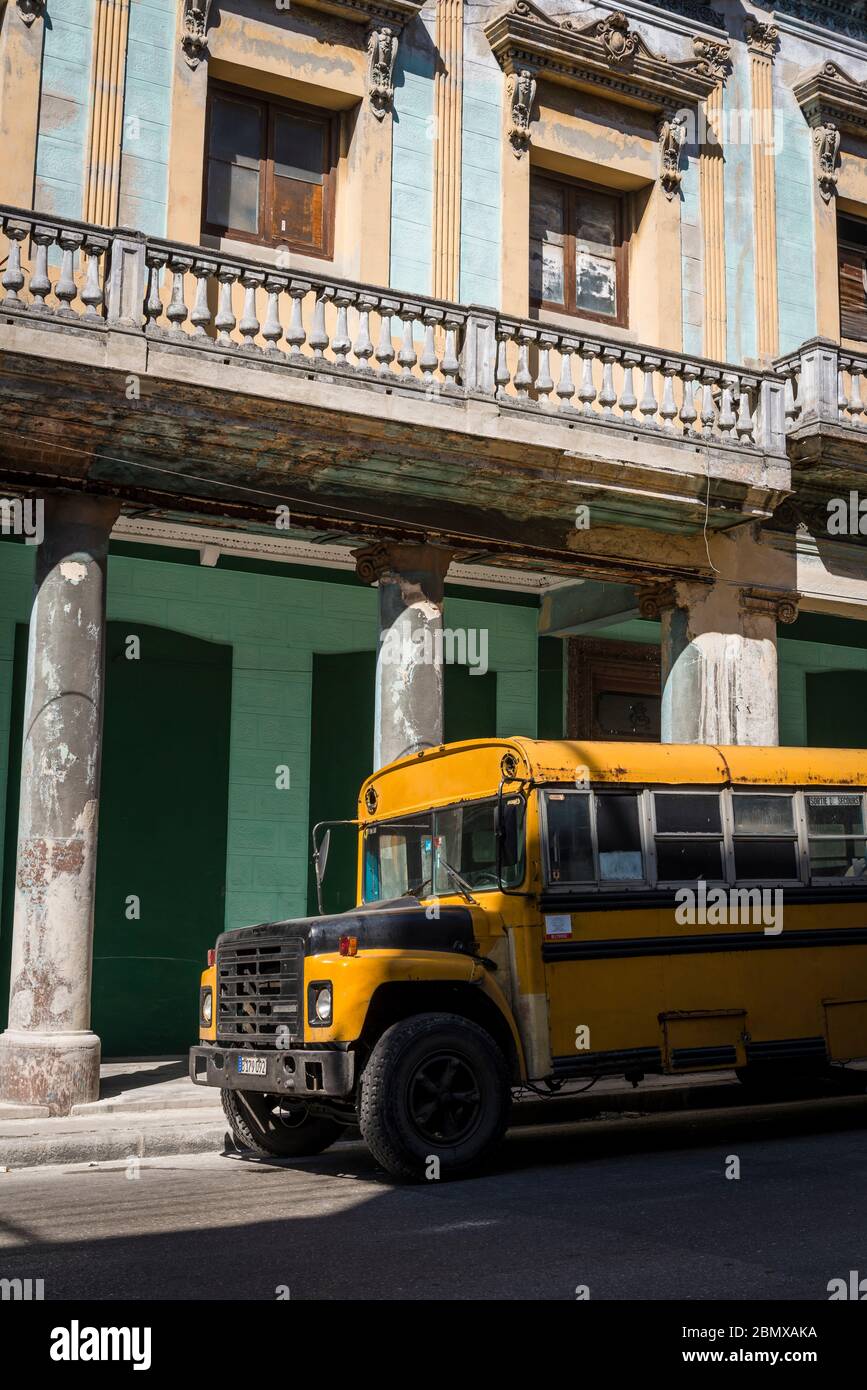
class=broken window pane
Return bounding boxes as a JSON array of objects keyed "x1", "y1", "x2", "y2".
[
  {"x1": 531, "y1": 238, "x2": 564, "y2": 304},
  {"x1": 574, "y1": 191, "x2": 617, "y2": 259},
  {"x1": 575, "y1": 251, "x2": 616, "y2": 316}
]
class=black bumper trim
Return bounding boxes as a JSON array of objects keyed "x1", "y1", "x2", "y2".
[{"x1": 189, "y1": 1045, "x2": 355, "y2": 1098}]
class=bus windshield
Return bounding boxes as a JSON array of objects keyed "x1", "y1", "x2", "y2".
[{"x1": 363, "y1": 799, "x2": 524, "y2": 901}]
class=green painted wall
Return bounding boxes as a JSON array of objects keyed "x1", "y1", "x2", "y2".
[{"x1": 0, "y1": 542, "x2": 539, "y2": 962}]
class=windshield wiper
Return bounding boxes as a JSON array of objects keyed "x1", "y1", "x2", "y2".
[{"x1": 439, "y1": 861, "x2": 480, "y2": 907}]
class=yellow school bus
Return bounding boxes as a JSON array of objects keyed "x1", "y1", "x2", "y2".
[{"x1": 190, "y1": 738, "x2": 867, "y2": 1180}]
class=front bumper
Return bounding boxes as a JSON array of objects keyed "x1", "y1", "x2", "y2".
[{"x1": 189, "y1": 1044, "x2": 355, "y2": 1098}]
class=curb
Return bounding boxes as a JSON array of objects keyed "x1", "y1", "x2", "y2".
[{"x1": 0, "y1": 1114, "x2": 228, "y2": 1171}]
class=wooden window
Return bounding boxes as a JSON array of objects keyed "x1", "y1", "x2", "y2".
[
  {"x1": 203, "y1": 83, "x2": 335, "y2": 257},
  {"x1": 530, "y1": 172, "x2": 628, "y2": 325},
  {"x1": 838, "y1": 214, "x2": 867, "y2": 340}
]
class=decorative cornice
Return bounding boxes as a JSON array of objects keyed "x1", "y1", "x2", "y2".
[
  {"x1": 771, "y1": 1, "x2": 867, "y2": 46},
  {"x1": 654, "y1": 1, "x2": 725, "y2": 28},
  {"x1": 179, "y1": 0, "x2": 424, "y2": 71},
  {"x1": 743, "y1": 18, "x2": 779, "y2": 60},
  {"x1": 793, "y1": 60, "x2": 867, "y2": 140},
  {"x1": 485, "y1": 4, "x2": 725, "y2": 119}
]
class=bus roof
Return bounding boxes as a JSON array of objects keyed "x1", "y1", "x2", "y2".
[{"x1": 359, "y1": 738, "x2": 867, "y2": 820}]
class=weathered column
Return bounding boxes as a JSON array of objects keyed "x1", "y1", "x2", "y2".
[
  {"x1": 0, "y1": 493, "x2": 120, "y2": 1115},
  {"x1": 354, "y1": 542, "x2": 453, "y2": 770},
  {"x1": 640, "y1": 577, "x2": 796, "y2": 746}
]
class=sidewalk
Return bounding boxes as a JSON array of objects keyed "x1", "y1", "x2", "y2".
[{"x1": 0, "y1": 1057, "x2": 863, "y2": 1171}]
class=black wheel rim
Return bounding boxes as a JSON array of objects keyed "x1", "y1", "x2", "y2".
[{"x1": 407, "y1": 1050, "x2": 483, "y2": 1145}]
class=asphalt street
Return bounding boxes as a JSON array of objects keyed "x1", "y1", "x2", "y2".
[{"x1": 1, "y1": 1095, "x2": 865, "y2": 1301}]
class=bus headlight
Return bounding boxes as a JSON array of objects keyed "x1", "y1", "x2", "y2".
[
  {"x1": 201, "y1": 987, "x2": 213, "y2": 1026},
  {"x1": 311, "y1": 983, "x2": 333, "y2": 1025}
]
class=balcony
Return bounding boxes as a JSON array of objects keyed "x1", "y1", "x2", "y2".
[{"x1": 0, "y1": 206, "x2": 792, "y2": 583}]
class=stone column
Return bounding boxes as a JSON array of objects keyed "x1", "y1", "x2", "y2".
[
  {"x1": 0, "y1": 492, "x2": 120, "y2": 1115},
  {"x1": 354, "y1": 542, "x2": 453, "y2": 770},
  {"x1": 640, "y1": 578, "x2": 796, "y2": 746}
]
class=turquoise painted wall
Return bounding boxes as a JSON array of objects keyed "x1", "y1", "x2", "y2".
[
  {"x1": 34, "y1": 0, "x2": 95, "y2": 219},
  {"x1": 774, "y1": 56, "x2": 817, "y2": 356},
  {"x1": 724, "y1": 41, "x2": 758, "y2": 364},
  {"x1": 460, "y1": 30, "x2": 501, "y2": 309},
  {"x1": 680, "y1": 122, "x2": 703, "y2": 358},
  {"x1": 118, "y1": 0, "x2": 175, "y2": 236},
  {"x1": 0, "y1": 542, "x2": 537, "y2": 933},
  {"x1": 390, "y1": 20, "x2": 436, "y2": 296}
]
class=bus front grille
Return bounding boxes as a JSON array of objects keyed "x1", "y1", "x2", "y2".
[{"x1": 216, "y1": 936, "x2": 304, "y2": 1046}]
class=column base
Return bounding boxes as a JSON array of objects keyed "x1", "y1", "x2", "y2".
[{"x1": 0, "y1": 1028, "x2": 100, "y2": 1116}]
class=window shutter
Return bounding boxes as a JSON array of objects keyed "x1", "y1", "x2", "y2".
[{"x1": 839, "y1": 245, "x2": 867, "y2": 340}]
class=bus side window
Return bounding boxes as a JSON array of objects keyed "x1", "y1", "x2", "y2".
[
  {"x1": 805, "y1": 793, "x2": 867, "y2": 879},
  {"x1": 731, "y1": 793, "x2": 798, "y2": 880},
  {"x1": 596, "y1": 793, "x2": 644, "y2": 881},
  {"x1": 653, "y1": 791, "x2": 724, "y2": 882}
]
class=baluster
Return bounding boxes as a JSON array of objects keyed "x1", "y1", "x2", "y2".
[
  {"x1": 238, "y1": 271, "x2": 263, "y2": 349},
  {"x1": 850, "y1": 363, "x2": 865, "y2": 426},
  {"x1": 286, "y1": 281, "x2": 310, "y2": 356},
  {"x1": 679, "y1": 365, "x2": 699, "y2": 433},
  {"x1": 838, "y1": 367, "x2": 849, "y2": 422},
  {"x1": 599, "y1": 347, "x2": 620, "y2": 420},
  {"x1": 737, "y1": 379, "x2": 754, "y2": 440},
  {"x1": 440, "y1": 315, "x2": 461, "y2": 387},
  {"x1": 309, "y1": 287, "x2": 332, "y2": 359},
  {"x1": 1, "y1": 223, "x2": 28, "y2": 308},
  {"x1": 619, "y1": 351, "x2": 640, "y2": 422},
  {"x1": 353, "y1": 294, "x2": 377, "y2": 371},
  {"x1": 782, "y1": 368, "x2": 799, "y2": 429},
  {"x1": 398, "y1": 307, "x2": 419, "y2": 378},
  {"x1": 55, "y1": 231, "x2": 83, "y2": 316},
  {"x1": 215, "y1": 265, "x2": 239, "y2": 347},
  {"x1": 144, "y1": 250, "x2": 167, "y2": 330},
  {"x1": 80, "y1": 237, "x2": 108, "y2": 319},
  {"x1": 514, "y1": 329, "x2": 535, "y2": 400},
  {"x1": 190, "y1": 260, "x2": 215, "y2": 337},
  {"x1": 262, "y1": 275, "x2": 286, "y2": 353},
  {"x1": 376, "y1": 300, "x2": 397, "y2": 374},
  {"x1": 578, "y1": 343, "x2": 599, "y2": 416},
  {"x1": 659, "y1": 362, "x2": 679, "y2": 429},
  {"x1": 718, "y1": 373, "x2": 737, "y2": 436},
  {"x1": 639, "y1": 354, "x2": 662, "y2": 427},
  {"x1": 29, "y1": 227, "x2": 53, "y2": 312},
  {"x1": 700, "y1": 369, "x2": 719, "y2": 436},
  {"x1": 332, "y1": 291, "x2": 354, "y2": 366},
  {"x1": 495, "y1": 329, "x2": 512, "y2": 396},
  {"x1": 534, "y1": 332, "x2": 556, "y2": 403},
  {"x1": 167, "y1": 255, "x2": 193, "y2": 337},
  {"x1": 420, "y1": 309, "x2": 442, "y2": 386},
  {"x1": 556, "y1": 340, "x2": 577, "y2": 410}
]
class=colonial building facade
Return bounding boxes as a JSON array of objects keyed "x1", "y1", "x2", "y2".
[{"x1": 0, "y1": 0, "x2": 865, "y2": 1112}]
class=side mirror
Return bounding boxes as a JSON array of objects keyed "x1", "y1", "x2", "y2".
[
  {"x1": 318, "y1": 828, "x2": 331, "y2": 881},
  {"x1": 496, "y1": 796, "x2": 522, "y2": 867}
]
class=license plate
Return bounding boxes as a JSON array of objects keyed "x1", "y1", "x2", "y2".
[{"x1": 237, "y1": 1056, "x2": 267, "y2": 1076}]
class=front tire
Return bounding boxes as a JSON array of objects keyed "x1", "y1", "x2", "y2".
[
  {"x1": 221, "y1": 1088, "x2": 345, "y2": 1158},
  {"x1": 358, "y1": 1012, "x2": 510, "y2": 1182}
]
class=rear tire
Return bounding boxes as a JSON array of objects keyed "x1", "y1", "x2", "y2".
[
  {"x1": 221, "y1": 1088, "x2": 345, "y2": 1158},
  {"x1": 358, "y1": 1012, "x2": 510, "y2": 1182}
]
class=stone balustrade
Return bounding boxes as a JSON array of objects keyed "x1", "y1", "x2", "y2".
[
  {"x1": 776, "y1": 336, "x2": 867, "y2": 431},
  {"x1": 0, "y1": 207, "x2": 787, "y2": 455}
]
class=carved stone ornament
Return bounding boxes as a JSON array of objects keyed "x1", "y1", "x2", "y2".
[
  {"x1": 691, "y1": 36, "x2": 732, "y2": 84},
  {"x1": 367, "y1": 24, "x2": 399, "y2": 120},
  {"x1": 508, "y1": 69, "x2": 537, "y2": 156},
  {"x1": 740, "y1": 587, "x2": 799, "y2": 625},
  {"x1": 14, "y1": 0, "x2": 45, "y2": 22},
  {"x1": 637, "y1": 581, "x2": 678, "y2": 622},
  {"x1": 658, "y1": 112, "x2": 687, "y2": 200},
  {"x1": 594, "y1": 10, "x2": 639, "y2": 64},
  {"x1": 181, "y1": 0, "x2": 213, "y2": 69},
  {"x1": 743, "y1": 18, "x2": 780, "y2": 60},
  {"x1": 815, "y1": 123, "x2": 841, "y2": 202}
]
